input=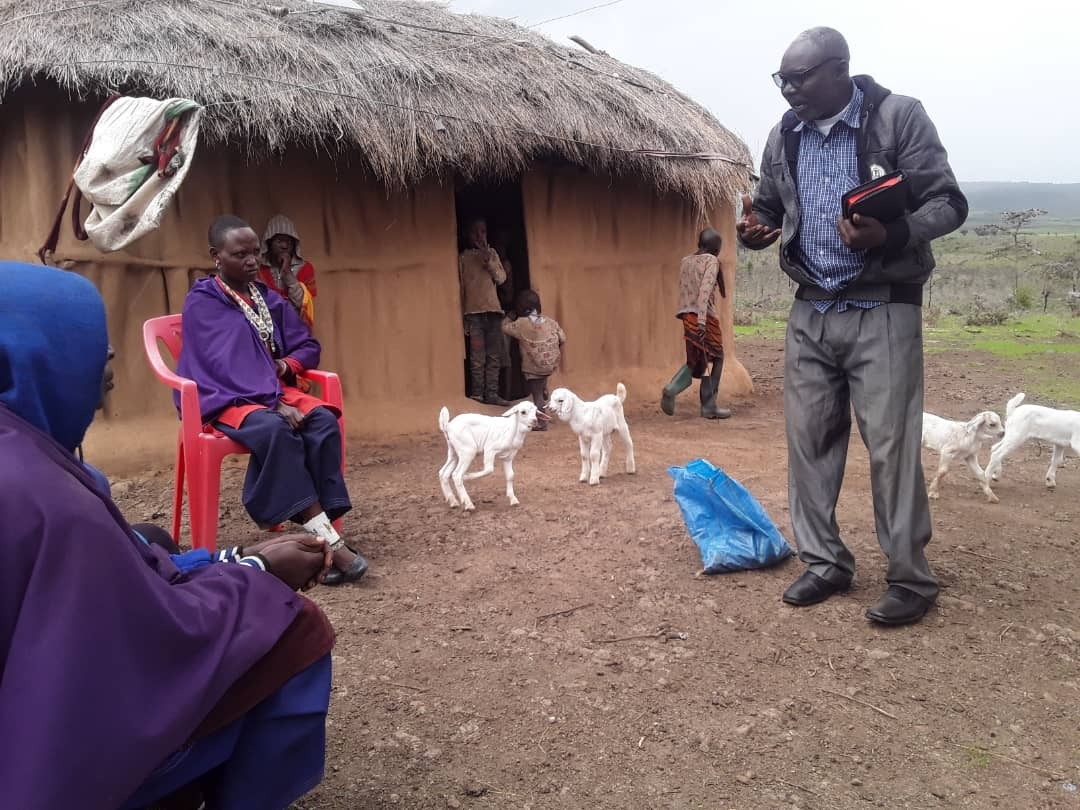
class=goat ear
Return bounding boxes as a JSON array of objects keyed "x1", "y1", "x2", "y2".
[{"x1": 501, "y1": 406, "x2": 519, "y2": 418}]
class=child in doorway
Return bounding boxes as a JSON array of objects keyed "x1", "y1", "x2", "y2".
[{"x1": 502, "y1": 289, "x2": 565, "y2": 431}]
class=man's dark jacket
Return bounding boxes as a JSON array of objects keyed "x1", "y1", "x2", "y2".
[{"x1": 746, "y1": 75, "x2": 968, "y2": 303}]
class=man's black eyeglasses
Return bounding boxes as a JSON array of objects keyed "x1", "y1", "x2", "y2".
[{"x1": 772, "y1": 57, "x2": 844, "y2": 89}]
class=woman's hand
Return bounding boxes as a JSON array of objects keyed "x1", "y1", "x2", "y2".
[
  {"x1": 257, "y1": 534, "x2": 332, "y2": 591},
  {"x1": 276, "y1": 403, "x2": 305, "y2": 430},
  {"x1": 275, "y1": 359, "x2": 289, "y2": 378}
]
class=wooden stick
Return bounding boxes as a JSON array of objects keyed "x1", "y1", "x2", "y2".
[
  {"x1": 820, "y1": 688, "x2": 898, "y2": 720},
  {"x1": 957, "y1": 547, "x2": 1011, "y2": 565},
  {"x1": 388, "y1": 682, "x2": 427, "y2": 693},
  {"x1": 448, "y1": 626, "x2": 473, "y2": 632},
  {"x1": 775, "y1": 778, "x2": 822, "y2": 797},
  {"x1": 594, "y1": 631, "x2": 665, "y2": 644},
  {"x1": 535, "y1": 602, "x2": 594, "y2": 623},
  {"x1": 947, "y1": 742, "x2": 1065, "y2": 779},
  {"x1": 999, "y1": 622, "x2": 1014, "y2": 642}
]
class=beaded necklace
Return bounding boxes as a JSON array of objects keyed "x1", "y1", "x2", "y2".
[{"x1": 217, "y1": 276, "x2": 278, "y2": 355}]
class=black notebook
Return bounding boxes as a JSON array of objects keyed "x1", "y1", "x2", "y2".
[{"x1": 842, "y1": 171, "x2": 907, "y2": 222}]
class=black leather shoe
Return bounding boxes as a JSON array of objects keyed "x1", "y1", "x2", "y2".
[
  {"x1": 323, "y1": 551, "x2": 369, "y2": 586},
  {"x1": 782, "y1": 570, "x2": 850, "y2": 607},
  {"x1": 866, "y1": 586, "x2": 932, "y2": 626}
]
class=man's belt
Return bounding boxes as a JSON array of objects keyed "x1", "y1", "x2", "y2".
[{"x1": 795, "y1": 282, "x2": 922, "y2": 306}]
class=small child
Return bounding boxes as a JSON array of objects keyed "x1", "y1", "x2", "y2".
[
  {"x1": 661, "y1": 227, "x2": 730, "y2": 419},
  {"x1": 502, "y1": 289, "x2": 565, "y2": 431}
]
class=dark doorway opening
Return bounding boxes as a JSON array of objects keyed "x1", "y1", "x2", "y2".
[{"x1": 454, "y1": 178, "x2": 531, "y2": 401}]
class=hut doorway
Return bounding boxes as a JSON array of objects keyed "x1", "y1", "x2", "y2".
[{"x1": 454, "y1": 178, "x2": 531, "y2": 401}]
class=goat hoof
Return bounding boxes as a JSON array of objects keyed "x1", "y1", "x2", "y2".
[
  {"x1": 927, "y1": 491, "x2": 939, "y2": 500},
  {"x1": 1045, "y1": 482, "x2": 1056, "y2": 490},
  {"x1": 463, "y1": 504, "x2": 476, "y2": 512},
  {"x1": 588, "y1": 479, "x2": 600, "y2": 486},
  {"x1": 987, "y1": 493, "x2": 1000, "y2": 504},
  {"x1": 509, "y1": 498, "x2": 520, "y2": 507}
]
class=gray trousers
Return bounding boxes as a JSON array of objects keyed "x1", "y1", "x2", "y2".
[{"x1": 784, "y1": 300, "x2": 938, "y2": 600}]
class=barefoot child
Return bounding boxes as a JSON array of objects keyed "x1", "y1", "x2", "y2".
[{"x1": 502, "y1": 289, "x2": 565, "y2": 430}]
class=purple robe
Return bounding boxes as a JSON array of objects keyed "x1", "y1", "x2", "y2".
[
  {"x1": 177, "y1": 276, "x2": 322, "y2": 424},
  {"x1": 0, "y1": 404, "x2": 303, "y2": 810}
]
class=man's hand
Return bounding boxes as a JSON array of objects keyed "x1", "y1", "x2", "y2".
[
  {"x1": 276, "y1": 403, "x2": 305, "y2": 430},
  {"x1": 736, "y1": 194, "x2": 781, "y2": 248},
  {"x1": 696, "y1": 317, "x2": 708, "y2": 338},
  {"x1": 279, "y1": 254, "x2": 298, "y2": 279},
  {"x1": 257, "y1": 535, "x2": 332, "y2": 591},
  {"x1": 837, "y1": 213, "x2": 887, "y2": 250},
  {"x1": 275, "y1": 359, "x2": 290, "y2": 378}
]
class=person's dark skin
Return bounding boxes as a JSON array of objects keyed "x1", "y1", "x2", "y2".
[
  {"x1": 738, "y1": 31, "x2": 887, "y2": 252},
  {"x1": 210, "y1": 225, "x2": 359, "y2": 575},
  {"x1": 245, "y1": 533, "x2": 332, "y2": 591},
  {"x1": 267, "y1": 233, "x2": 301, "y2": 289}
]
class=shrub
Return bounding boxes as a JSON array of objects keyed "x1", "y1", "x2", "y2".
[
  {"x1": 1009, "y1": 286, "x2": 1035, "y2": 310},
  {"x1": 732, "y1": 310, "x2": 758, "y2": 327},
  {"x1": 965, "y1": 298, "x2": 1009, "y2": 326}
]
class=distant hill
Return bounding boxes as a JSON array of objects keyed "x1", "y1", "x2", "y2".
[{"x1": 961, "y1": 181, "x2": 1080, "y2": 224}]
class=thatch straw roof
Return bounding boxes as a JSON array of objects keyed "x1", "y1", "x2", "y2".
[{"x1": 0, "y1": 0, "x2": 752, "y2": 210}]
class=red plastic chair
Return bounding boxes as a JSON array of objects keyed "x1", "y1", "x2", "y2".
[{"x1": 142, "y1": 314, "x2": 346, "y2": 552}]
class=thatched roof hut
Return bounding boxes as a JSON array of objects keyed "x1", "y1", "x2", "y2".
[
  {"x1": 0, "y1": 0, "x2": 755, "y2": 470},
  {"x1": 0, "y1": 0, "x2": 751, "y2": 212}
]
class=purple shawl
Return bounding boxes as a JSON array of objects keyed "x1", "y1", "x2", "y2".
[
  {"x1": 0, "y1": 405, "x2": 302, "y2": 810},
  {"x1": 177, "y1": 276, "x2": 321, "y2": 423}
]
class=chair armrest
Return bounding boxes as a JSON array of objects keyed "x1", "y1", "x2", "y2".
[
  {"x1": 300, "y1": 369, "x2": 344, "y2": 412},
  {"x1": 142, "y1": 330, "x2": 188, "y2": 393}
]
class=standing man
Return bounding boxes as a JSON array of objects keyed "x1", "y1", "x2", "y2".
[
  {"x1": 459, "y1": 217, "x2": 509, "y2": 405},
  {"x1": 738, "y1": 27, "x2": 967, "y2": 625}
]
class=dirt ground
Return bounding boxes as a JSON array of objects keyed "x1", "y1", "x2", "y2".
[{"x1": 112, "y1": 338, "x2": 1080, "y2": 810}]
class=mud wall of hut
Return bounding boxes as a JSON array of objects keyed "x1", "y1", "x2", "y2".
[{"x1": 521, "y1": 167, "x2": 751, "y2": 402}]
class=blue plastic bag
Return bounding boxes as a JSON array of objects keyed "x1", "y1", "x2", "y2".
[{"x1": 668, "y1": 458, "x2": 794, "y2": 574}]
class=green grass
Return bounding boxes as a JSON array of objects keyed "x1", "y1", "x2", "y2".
[
  {"x1": 956, "y1": 744, "x2": 993, "y2": 769},
  {"x1": 735, "y1": 311, "x2": 1080, "y2": 405},
  {"x1": 733, "y1": 317, "x2": 787, "y2": 340},
  {"x1": 923, "y1": 314, "x2": 1080, "y2": 406}
]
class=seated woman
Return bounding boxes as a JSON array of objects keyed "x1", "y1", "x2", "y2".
[
  {"x1": 0, "y1": 261, "x2": 335, "y2": 810},
  {"x1": 259, "y1": 213, "x2": 317, "y2": 330},
  {"x1": 178, "y1": 214, "x2": 368, "y2": 585}
]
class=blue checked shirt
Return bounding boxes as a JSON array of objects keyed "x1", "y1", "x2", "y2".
[{"x1": 795, "y1": 83, "x2": 881, "y2": 313}]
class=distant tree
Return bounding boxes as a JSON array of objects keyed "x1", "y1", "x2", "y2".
[
  {"x1": 1040, "y1": 259, "x2": 1078, "y2": 312},
  {"x1": 978, "y1": 209, "x2": 1049, "y2": 292},
  {"x1": 994, "y1": 208, "x2": 1047, "y2": 251}
]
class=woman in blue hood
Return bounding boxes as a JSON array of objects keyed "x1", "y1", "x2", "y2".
[{"x1": 0, "y1": 261, "x2": 338, "y2": 810}]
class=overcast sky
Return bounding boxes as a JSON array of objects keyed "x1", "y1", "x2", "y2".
[{"x1": 447, "y1": 0, "x2": 1077, "y2": 183}]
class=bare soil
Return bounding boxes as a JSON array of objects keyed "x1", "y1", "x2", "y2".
[{"x1": 112, "y1": 339, "x2": 1080, "y2": 810}]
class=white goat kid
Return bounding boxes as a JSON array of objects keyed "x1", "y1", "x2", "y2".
[
  {"x1": 986, "y1": 393, "x2": 1080, "y2": 491},
  {"x1": 547, "y1": 383, "x2": 636, "y2": 485},
  {"x1": 438, "y1": 401, "x2": 545, "y2": 511},
  {"x1": 921, "y1": 410, "x2": 1005, "y2": 502}
]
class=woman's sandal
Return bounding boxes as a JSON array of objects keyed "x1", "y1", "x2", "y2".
[{"x1": 322, "y1": 549, "x2": 369, "y2": 586}]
